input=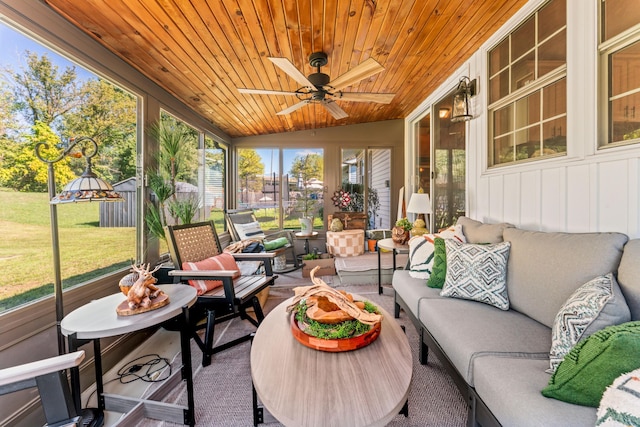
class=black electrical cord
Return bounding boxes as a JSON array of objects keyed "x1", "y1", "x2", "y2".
[{"x1": 85, "y1": 354, "x2": 171, "y2": 406}]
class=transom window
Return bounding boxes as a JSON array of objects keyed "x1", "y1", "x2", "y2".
[
  {"x1": 599, "y1": 0, "x2": 640, "y2": 146},
  {"x1": 488, "y1": 0, "x2": 567, "y2": 166}
]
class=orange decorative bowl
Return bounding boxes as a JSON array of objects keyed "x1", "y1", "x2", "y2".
[{"x1": 290, "y1": 313, "x2": 381, "y2": 352}]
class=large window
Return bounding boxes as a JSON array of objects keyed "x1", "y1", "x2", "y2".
[
  {"x1": 236, "y1": 147, "x2": 324, "y2": 231},
  {"x1": 0, "y1": 21, "x2": 137, "y2": 312},
  {"x1": 488, "y1": 0, "x2": 567, "y2": 166},
  {"x1": 599, "y1": 0, "x2": 640, "y2": 146}
]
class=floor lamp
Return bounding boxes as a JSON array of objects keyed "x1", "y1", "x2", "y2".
[{"x1": 36, "y1": 136, "x2": 124, "y2": 355}]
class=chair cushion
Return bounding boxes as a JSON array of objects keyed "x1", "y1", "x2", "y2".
[
  {"x1": 234, "y1": 221, "x2": 266, "y2": 240},
  {"x1": 542, "y1": 321, "x2": 640, "y2": 407},
  {"x1": 474, "y1": 357, "x2": 597, "y2": 426},
  {"x1": 440, "y1": 240, "x2": 511, "y2": 310},
  {"x1": 618, "y1": 239, "x2": 640, "y2": 320},
  {"x1": 182, "y1": 253, "x2": 241, "y2": 295},
  {"x1": 548, "y1": 273, "x2": 631, "y2": 373},
  {"x1": 503, "y1": 228, "x2": 628, "y2": 328},
  {"x1": 456, "y1": 216, "x2": 514, "y2": 243},
  {"x1": 408, "y1": 224, "x2": 465, "y2": 279}
]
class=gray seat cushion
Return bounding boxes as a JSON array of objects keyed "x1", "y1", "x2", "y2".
[
  {"x1": 392, "y1": 269, "x2": 443, "y2": 316},
  {"x1": 503, "y1": 228, "x2": 628, "y2": 328},
  {"x1": 473, "y1": 356, "x2": 596, "y2": 426},
  {"x1": 419, "y1": 297, "x2": 550, "y2": 386},
  {"x1": 456, "y1": 216, "x2": 514, "y2": 243},
  {"x1": 618, "y1": 239, "x2": 640, "y2": 320}
]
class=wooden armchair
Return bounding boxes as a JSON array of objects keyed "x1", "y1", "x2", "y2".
[
  {"x1": 225, "y1": 209, "x2": 300, "y2": 273},
  {"x1": 164, "y1": 221, "x2": 276, "y2": 367},
  {"x1": 0, "y1": 350, "x2": 103, "y2": 426}
]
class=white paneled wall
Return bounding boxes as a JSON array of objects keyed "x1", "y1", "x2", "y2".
[{"x1": 406, "y1": 0, "x2": 640, "y2": 239}]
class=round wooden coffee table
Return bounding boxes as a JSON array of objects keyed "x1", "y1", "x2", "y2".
[{"x1": 251, "y1": 295, "x2": 412, "y2": 427}]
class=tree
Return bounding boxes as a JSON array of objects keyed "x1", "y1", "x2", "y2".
[
  {"x1": 237, "y1": 149, "x2": 264, "y2": 200},
  {"x1": 290, "y1": 154, "x2": 324, "y2": 218},
  {"x1": 0, "y1": 122, "x2": 75, "y2": 192},
  {"x1": 289, "y1": 153, "x2": 323, "y2": 181},
  {"x1": 5, "y1": 51, "x2": 87, "y2": 131},
  {"x1": 63, "y1": 79, "x2": 137, "y2": 182}
]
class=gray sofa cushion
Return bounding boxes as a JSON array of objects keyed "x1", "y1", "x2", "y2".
[
  {"x1": 456, "y1": 216, "x2": 514, "y2": 243},
  {"x1": 503, "y1": 228, "x2": 628, "y2": 328},
  {"x1": 392, "y1": 269, "x2": 443, "y2": 316},
  {"x1": 418, "y1": 297, "x2": 550, "y2": 386},
  {"x1": 473, "y1": 356, "x2": 596, "y2": 426},
  {"x1": 618, "y1": 239, "x2": 640, "y2": 320}
]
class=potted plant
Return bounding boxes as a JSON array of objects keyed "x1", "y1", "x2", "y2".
[
  {"x1": 392, "y1": 217, "x2": 412, "y2": 244},
  {"x1": 146, "y1": 118, "x2": 201, "y2": 242}
]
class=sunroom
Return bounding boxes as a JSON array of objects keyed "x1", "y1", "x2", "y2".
[{"x1": 1, "y1": 0, "x2": 639, "y2": 426}]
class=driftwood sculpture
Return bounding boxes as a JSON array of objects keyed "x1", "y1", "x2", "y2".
[{"x1": 286, "y1": 266, "x2": 382, "y2": 325}]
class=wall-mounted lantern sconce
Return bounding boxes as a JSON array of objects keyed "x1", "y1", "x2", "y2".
[{"x1": 451, "y1": 77, "x2": 477, "y2": 122}]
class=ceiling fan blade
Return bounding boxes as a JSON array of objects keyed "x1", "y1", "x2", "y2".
[
  {"x1": 322, "y1": 101, "x2": 348, "y2": 120},
  {"x1": 336, "y1": 92, "x2": 395, "y2": 104},
  {"x1": 329, "y1": 57, "x2": 385, "y2": 91},
  {"x1": 238, "y1": 88, "x2": 299, "y2": 96},
  {"x1": 276, "y1": 100, "x2": 310, "y2": 115},
  {"x1": 268, "y1": 57, "x2": 315, "y2": 88}
]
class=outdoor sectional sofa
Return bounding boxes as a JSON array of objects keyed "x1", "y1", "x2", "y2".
[{"x1": 393, "y1": 216, "x2": 640, "y2": 426}]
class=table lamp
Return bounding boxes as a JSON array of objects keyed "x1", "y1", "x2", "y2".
[{"x1": 406, "y1": 191, "x2": 432, "y2": 236}]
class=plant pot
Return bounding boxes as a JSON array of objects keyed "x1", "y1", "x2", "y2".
[
  {"x1": 299, "y1": 217, "x2": 313, "y2": 236},
  {"x1": 391, "y1": 226, "x2": 410, "y2": 245}
]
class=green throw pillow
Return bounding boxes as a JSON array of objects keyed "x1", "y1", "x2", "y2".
[
  {"x1": 427, "y1": 237, "x2": 446, "y2": 288},
  {"x1": 263, "y1": 237, "x2": 289, "y2": 251},
  {"x1": 542, "y1": 321, "x2": 640, "y2": 407}
]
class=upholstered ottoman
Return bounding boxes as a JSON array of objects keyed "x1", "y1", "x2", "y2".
[{"x1": 326, "y1": 230, "x2": 365, "y2": 257}]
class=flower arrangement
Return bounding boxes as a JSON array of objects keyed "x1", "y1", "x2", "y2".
[{"x1": 331, "y1": 189, "x2": 352, "y2": 210}]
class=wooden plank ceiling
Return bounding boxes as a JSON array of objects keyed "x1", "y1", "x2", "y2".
[{"x1": 44, "y1": 0, "x2": 527, "y2": 138}]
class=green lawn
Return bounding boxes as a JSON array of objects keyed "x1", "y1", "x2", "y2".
[
  {"x1": 0, "y1": 188, "x2": 323, "y2": 311},
  {"x1": 0, "y1": 188, "x2": 135, "y2": 310}
]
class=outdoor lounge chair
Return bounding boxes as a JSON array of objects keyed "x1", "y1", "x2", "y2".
[
  {"x1": 225, "y1": 209, "x2": 301, "y2": 273},
  {"x1": 164, "y1": 220, "x2": 276, "y2": 367},
  {"x1": 0, "y1": 350, "x2": 103, "y2": 427}
]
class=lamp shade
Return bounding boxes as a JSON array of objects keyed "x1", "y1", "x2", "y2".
[
  {"x1": 52, "y1": 166, "x2": 124, "y2": 204},
  {"x1": 407, "y1": 192, "x2": 432, "y2": 214}
]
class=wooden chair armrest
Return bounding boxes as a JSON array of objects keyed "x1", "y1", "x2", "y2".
[
  {"x1": 230, "y1": 252, "x2": 276, "y2": 260},
  {"x1": 0, "y1": 350, "x2": 85, "y2": 388},
  {"x1": 169, "y1": 269, "x2": 239, "y2": 278}
]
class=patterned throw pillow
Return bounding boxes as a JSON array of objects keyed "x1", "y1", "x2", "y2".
[
  {"x1": 547, "y1": 273, "x2": 631, "y2": 373},
  {"x1": 440, "y1": 239, "x2": 511, "y2": 310},
  {"x1": 235, "y1": 221, "x2": 265, "y2": 240},
  {"x1": 182, "y1": 253, "x2": 241, "y2": 295},
  {"x1": 426, "y1": 237, "x2": 447, "y2": 288},
  {"x1": 596, "y1": 367, "x2": 640, "y2": 425},
  {"x1": 409, "y1": 224, "x2": 466, "y2": 279}
]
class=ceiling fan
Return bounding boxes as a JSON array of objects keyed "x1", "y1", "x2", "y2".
[{"x1": 237, "y1": 52, "x2": 395, "y2": 120}]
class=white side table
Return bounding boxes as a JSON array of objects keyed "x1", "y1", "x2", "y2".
[
  {"x1": 377, "y1": 238, "x2": 409, "y2": 295},
  {"x1": 61, "y1": 284, "x2": 197, "y2": 426}
]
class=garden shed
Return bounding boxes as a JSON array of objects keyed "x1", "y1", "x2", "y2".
[{"x1": 99, "y1": 177, "x2": 136, "y2": 227}]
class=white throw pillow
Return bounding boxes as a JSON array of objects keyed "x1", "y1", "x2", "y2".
[
  {"x1": 440, "y1": 239, "x2": 511, "y2": 310},
  {"x1": 234, "y1": 221, "x2": 265, "y2": 240},
  {"x1": 548, "y1": 273, "x2": 631, "y2": 373},
  {"x1": 408, "y1": 224, "x2": 466, "y2": 279}
]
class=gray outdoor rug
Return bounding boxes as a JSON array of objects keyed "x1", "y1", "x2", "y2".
[{"x1": 138, "y1": 276, "x2": 467, "y2": 426}]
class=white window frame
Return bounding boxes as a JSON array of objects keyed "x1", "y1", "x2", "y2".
[
  {"x1": 597, "y1": 6, "x2": 640, "y2": 148},
  {"x1": 487, "y1": 0, "x2": 568, "y2": 167}
]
